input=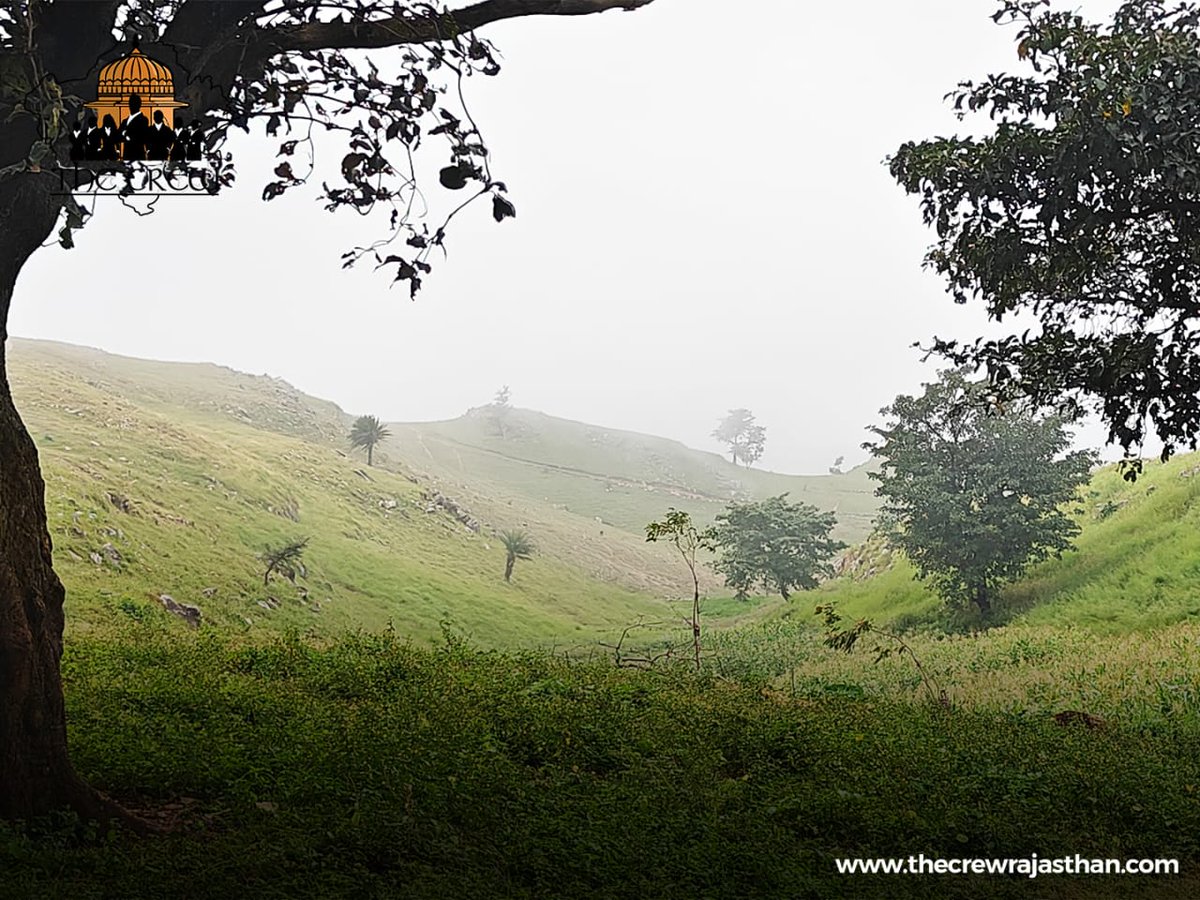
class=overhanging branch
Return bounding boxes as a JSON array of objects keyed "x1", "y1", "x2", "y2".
[{"x1": 248, "y1": 0, "x2": 656, "y2": 57}]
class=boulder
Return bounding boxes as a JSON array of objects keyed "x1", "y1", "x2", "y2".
[{"x1": 159, "y1": 594, "x2": 202, "y2": 628}]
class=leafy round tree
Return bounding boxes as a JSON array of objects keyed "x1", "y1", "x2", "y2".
[
  {"x1": 712, "y1": 409, "x2": 766, "y2": 468},
  {"x1": 350, "y1": 414, "x2": 390, "y2": 467},
  {"x1": 0, "y1": 0, "x2": 657, "y2": 824},
  {"x1": 864, "y1": 370, "x2": 1096, "y2": 616},
  {"x1": 500, "y1": 529, "x2": 534, "y2": 582},
  {"x1": 711, "y1": 494, "x2": 844, "y2": 601},
  {"x1": 890, "y1": 0, "x2": 1200, "y2": 472}
]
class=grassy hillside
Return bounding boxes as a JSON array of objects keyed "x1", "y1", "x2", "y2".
[
  {"x1": 385, "y1": 406, "x2": 879, "y2": 542},
  {"x1": 706, "y1": 451, "x2": 1200, "y2": 706},
  {"x1": 791, "y1": 450, "x2": 1200, "y2": 634},
  {"x1": 9, "y1": 338, "x2": 812, "y2": 646},
  {"x1": 8, "y1": 339, "x2": 875, "y2": 642},
  {"x1": 10, "y1": 339, "x2": 767, "y2": 647}
]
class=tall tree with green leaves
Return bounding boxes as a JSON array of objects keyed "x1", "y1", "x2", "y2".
[
  {"x1": 890, "y1": 0, "x2": 1200, "y2": 474},
  {"x1": 864, "y1": 370, "x2": 1096, "y2": 616},
  {"x1": 349, "y1": 415, "x2": 390, "y2": 467},
  {"x1": 500, "y1": 529, "x2": 535, "y2": 583},
  {"x1": 0, "y1": 0, "x2": 658, "y2": 825},
  {"x1": 712, "y1": 409, "x2": 766, "y2": 468},
  {"x1": 711, "y1": 495, "x2": 844, "y2": 601},
  {"x1": 646, "y1": 509, "x2": 716, "y2": 671}
]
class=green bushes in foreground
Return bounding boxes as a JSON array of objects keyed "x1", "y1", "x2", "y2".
[{"x1": 1, "y1": 627, "x2": 1198, "y2": 898}]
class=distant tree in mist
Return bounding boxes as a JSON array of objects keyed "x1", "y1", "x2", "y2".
[
  {"x1": 713, "y1": 409, "x2": 766, "y2": 467},
  {"x1": 491, "y1": 385, "x2": 512, "y2": 439},
  {"x1": 829, "y1": 455, "x2": 845, "y2": 475},
  {"x1": 350, "y1": 415, "x2": 390, "y2": 467}
]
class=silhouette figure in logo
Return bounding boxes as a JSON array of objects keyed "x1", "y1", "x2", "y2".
[
  {"x1": 69, "y1": 120, "x2": 86, "y2": 161},
  {"x1": 96, "y1": 114, "x2": 121, "y2": 160},
  {"x1": 185, "y1": 123, "x2": 205, "y2": 161},
  {"x1": 146, "y1": 110, "x2": 176, "y2": 160},
  {"x1": 83, "y1": 114, "x2": 103, "y2": 160},
  {"x1": 170, "y1": 118, "x2": 190, "y2": 162},
  {"x1": 120, "y1": 93, "x2": 150, "y2": 160}
]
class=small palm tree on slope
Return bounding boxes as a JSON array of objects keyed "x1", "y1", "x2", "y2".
[
  {"x1": 500, "y1": 530, "x2": 535, "y2": 582},
  {"x1": 349, "y1": 415, "x2": 390, "y2": 467}
]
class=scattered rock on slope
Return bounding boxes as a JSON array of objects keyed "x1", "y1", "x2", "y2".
[{"x1": 159, "y1": 594, "x2": 202, "y2": 628}]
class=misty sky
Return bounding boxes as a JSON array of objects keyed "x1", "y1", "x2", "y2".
[{"x1": 12, "y1": 0, "x2": 1132, "y2": 474}]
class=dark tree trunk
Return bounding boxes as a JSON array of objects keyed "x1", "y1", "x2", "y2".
[
  {"x1": 0, "y1": 175, "x2": 130, "y2": 824},
  {"x1": 974, "y1": 587, "x2": 992, "y2": 616},
  {"x1": 367, "y1": 444, "x2": 373, "y2": 467},
  {"x1": 504, "y1": 555, "x2": 514, "y2": 582}
]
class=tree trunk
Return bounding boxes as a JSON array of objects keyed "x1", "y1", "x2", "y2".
[
  {"x1": 0, "y1": 174, "x2": 131, "y2": 824},
  {"x1": 504, "y1": 555, "x2": 514, "y2": 582},
  {"x1": 367, "y1": 444, "x2": 373, "y2": 467},
  {"x1": 974, "y1": 586, "x2": 992, "y2": 616}
]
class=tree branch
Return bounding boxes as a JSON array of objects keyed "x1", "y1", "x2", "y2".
[{"x1": 251, "y1": 0, "x2": 656, "y2": 55}]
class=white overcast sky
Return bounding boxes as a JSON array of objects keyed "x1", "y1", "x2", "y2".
[{"x1": 12, "y1": 0, "x2": 1132, "y2": 474}]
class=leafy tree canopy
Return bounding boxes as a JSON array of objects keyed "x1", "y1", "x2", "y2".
[
  {"x1": 349, "y1": 414, "x2": 390, "y2": 465},
  {"x1": 864, "y1": 369, "x2": 1096, "y2": 615},
  {"x1": 0, "y1": 0, "x2": 654, "y2": 294},
  {"x1": 890, "y1": 0, "x2": 1200, "y2": 473},
  {"x1": 712, "y1": 408, "x2": 766, "y2": 468},
  {"x1": 711, "y1": 494, "x2": 844, "y2": 601},
  {"x1": 500, "y1": 528, "x2": 534, "y2": 582}
]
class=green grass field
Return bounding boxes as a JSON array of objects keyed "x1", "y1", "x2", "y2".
[{"x1": 2, "y1": 628, "x2": 1197, "y2": 899}]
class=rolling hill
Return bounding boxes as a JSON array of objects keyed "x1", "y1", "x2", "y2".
[{"x1": 8, "y1": 337, "x2": 873, "y2": 645}]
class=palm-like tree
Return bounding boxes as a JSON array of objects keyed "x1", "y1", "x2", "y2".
[
  {"x1": 349, "y1": 414, "x2": 390, "y2": 467},
  {"x1": 500, "y1": 530, "x2": 535, "y2": 582}
]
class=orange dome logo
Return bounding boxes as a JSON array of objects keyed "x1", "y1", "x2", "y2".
[{"x1": 72, "y1": 44, "x2": 198, "y2": 163}]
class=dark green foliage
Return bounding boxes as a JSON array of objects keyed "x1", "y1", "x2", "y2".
[
  {"x1": 349, "y1": 415, "x2": 390, "y2": 467},
  {"x1": 712, "y1": 409, "x2": 766, "y2": 468},
  {"x1": 865, "y1": 370, "x2": 1095, "y2": 615},
  {"x1": 500, "y1": 529, "x2": 534, "y2": 582},
  {"x1": 2, "y1": 628, "x2": 1197, "y2": 898},
  {"x1": 890, "y1": 0, "x2": 1200, "y2": 469},
  {"x1": 712, "y1": 495, "x2": 845, "y2": 601}
]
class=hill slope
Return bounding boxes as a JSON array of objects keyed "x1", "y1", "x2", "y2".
[
  {"x1": 383, "y1": 406, "x2": 878, "y2": 541},
  {"x1": 10, "y1": 338, "x2": 843, "y2": 644}
]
